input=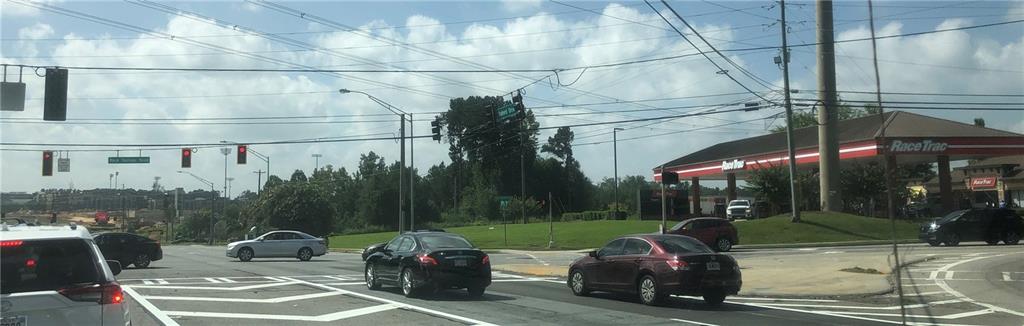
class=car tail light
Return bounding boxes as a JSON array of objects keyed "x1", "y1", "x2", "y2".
[
  {"x1": 417, "y1": 253, "x2": 438, "y2": 266},
  {"x1": 59, "y1": 282, "x2": 124, "y2": 305},
  {"x1": 666, "y1": 259, "x2": 689, "y2": 271},
  {"x1": 481, "y1": 255, "x2": 490, "y2": 265},
  {"x1": 25, "y1": 258, "x2": 36, "y2": 268},
  {"x1": 1, "y1": 240, "x2": 23, "y2": 247}
]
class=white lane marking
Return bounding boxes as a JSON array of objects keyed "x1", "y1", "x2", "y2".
[
  {"x1": 817, "y1": 309, "x2": 994, "y2": 319},
  {"x1": 520, "y1": 252, "x2": 550, "y2": 266},
  {"x1": 119, "y1": 274, "x2": 361, "y2": 282},
  {"x1": 822, "y1": 251, "x2": 843, "y2": 254},
  {"x1": 756, "y1": 299, "x2": 966, "y2": 310},
  {"x1": 944, "y1": 271, "x2": 955, "y2": 280},
  {"x1": 898, "y1": 291, "x2": 948, "y2": 297},
  {"x1": 727, "y1": 297, "x2": 839, "y2": 303},
  {"x1": 1003, "y1": 272, "x2": 1012, "y2": 281},
  {"x1": 163, "y1": 303, "x2": 399, "y2": 322},
  {"x1": 216, "y1": 278, "x2": 236, "y2": 283},
  {"x1": 129, "y1": 281, "x2": 301, "y2": 291},
  {"x1": 144, "y1": 291, "x2": 344, "y2": 303},
  {"x1": 929, "y1": 271, "x2": 940, "y2": 280},
  {"x1": 714, "y1": 299, "x2": 916, "y2": 326},
  {"x1": 966, "y1": 253, "x2": 985, "y2": 257},
  {"x1": 325, "y1": 282, "x2": 366, "y2": 286},
  {"x1": 796, "y1": 248, "x2": 817, "y2": 251},
  {"x1": 934, "y1": 253, "x2": 1024, "y2": 317},
  {"x1": 156, "y1": 279, "x2": 169, "y2": 284},
  {"x1": 670, "y1": 317, "x2": 719, "y2": 326},
  {"x1": 204, "y1": 278, "x2": 222, "y2": 283},
  {"x1": 279, "y1": 277, "x2": 499, "y2": 326},
  {"x1": 142, "y1": 280, "x2": 154, "y2": 285},
  {"x1": 264, "y1": 276, "x2": 285, "y2": 282},
  {"x1": 123, "y1": 286, "x2": 180, "y2": 326},
  {"x1": 903, "y1": 283, "x2": 940, "y2": 287},
  {"x1": 324, "y1": 275, "x2": 351, "y2": 281},
  {"x1": 491, "y1": 271, "x2": 525, "y2": 279}
]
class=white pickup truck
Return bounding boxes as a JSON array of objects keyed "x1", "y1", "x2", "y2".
[{"x1": 726, "y1": 200, "x2": 752, "y2": 220}]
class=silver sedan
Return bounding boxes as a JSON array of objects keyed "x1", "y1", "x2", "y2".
[{"x1": 226, "y1": 230, "x2": 328, "y2": 262}]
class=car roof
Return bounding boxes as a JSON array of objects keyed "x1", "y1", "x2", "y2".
[{"x1": 0, "y1": 223, "x2": 92, "y2": 241}]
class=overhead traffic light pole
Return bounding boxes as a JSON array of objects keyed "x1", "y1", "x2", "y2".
[{"x1": 177, "y1": 170, "x2": 216, "y2": 245}]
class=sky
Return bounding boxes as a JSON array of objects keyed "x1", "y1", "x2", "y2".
[{"x1": 1, "y1": 0, "x2": 1022, "y2": 195}]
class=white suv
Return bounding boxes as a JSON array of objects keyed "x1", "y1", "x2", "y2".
[
  {"x1": 1, "y1": 223, "x2": 130, "y2": 326},
  {"x1": 726, "y1": 200, "x2": 753, "y2": 220}
]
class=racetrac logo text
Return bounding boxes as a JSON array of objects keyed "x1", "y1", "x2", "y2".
[{"x1": 889, "y1": 140, "x2": 949, "y2": 153}]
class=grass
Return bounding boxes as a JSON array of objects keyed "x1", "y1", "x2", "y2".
[{"x1": 329, "y1": 211, "x2": 921, "y2": 250}]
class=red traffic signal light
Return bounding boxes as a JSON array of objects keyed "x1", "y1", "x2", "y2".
[
  {"x1": 237, "y1": 145, "x2": 247, "y2": 164},
  {"x1": 42, "y1": 151, "x2": 53, "y2": 176},
  {"x1": 181, "y1": 148, "x2": 192, "y2": 168}
]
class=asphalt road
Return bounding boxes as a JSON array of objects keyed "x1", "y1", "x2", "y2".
[{"x1": 120, "y1": 243, "x2": 1024, "y2": 326}]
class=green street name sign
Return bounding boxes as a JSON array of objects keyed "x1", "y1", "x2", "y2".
[
  {"x1": 108, "y1": 156, "x2": 150, "y2": 164},
  {"x1": 495, "y1": 101, "x2": 517, "y2": 122}
]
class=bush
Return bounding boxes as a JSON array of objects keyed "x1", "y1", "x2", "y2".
[{"x1": 561, "y1": 210, "x2": 625, "y2": 222}]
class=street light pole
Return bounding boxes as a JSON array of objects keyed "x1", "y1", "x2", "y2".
[
  {"x1": 253, "y1": 170, "x2": 264, "y2": 195},
  {"x1": 410, "y1": 113, "x2": 415, "y2": 231},
  {"x1": 339, "y1": 89, "x2": 410, "y2": 233},
  {"x1": 312, "y1": 153, "x2": 322, "y2": 172},
  {"x1": 247, "y1": 148, "x2": 270, "y2": 191},
  {"x1": 613, "y1": 127, "x2": 624, "y2": 214},
  {"x1": 178, "y1": 170, "x2": 216, "y2": 245}
]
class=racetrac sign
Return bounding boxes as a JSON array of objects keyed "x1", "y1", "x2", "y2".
[
  {"x1": 722, "y1": 159, "x2": 745, "y2": 171},
  {"x1": 970, "y1": 177, "x2": 997, "y2": 189},
  {"x1": 888, "y1": 139, "x2": 949, "y2": 153}
]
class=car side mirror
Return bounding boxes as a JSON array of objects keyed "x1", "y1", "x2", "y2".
[
  {"x1": 588, "y1": 250, "x2": 599, "y2": 258},
  {"x1": 106, "y1": 260, "x2": 122, "y2": 276}
]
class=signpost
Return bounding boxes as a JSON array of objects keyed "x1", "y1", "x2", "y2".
[
  {"x1": 497, "y1": 196, "x2": 512, "y2": 246},
  {"x1": 495, "y1": 101, "x2": 517, "y2": 122},
  {"x1": 108, "y1": 156, "x2": 150, "y2": 164}
]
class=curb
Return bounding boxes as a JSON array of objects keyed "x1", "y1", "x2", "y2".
[{"x1": 734, "y1": 239, "x2": 919, "y2": 250}]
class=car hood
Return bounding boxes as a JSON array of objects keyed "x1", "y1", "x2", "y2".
[
  {"x1": 227, "y1": 240, "x2": 251, "y2": 247},
  {"x1": 727, "y1": 205, "x2": 750, "y2": 209}
]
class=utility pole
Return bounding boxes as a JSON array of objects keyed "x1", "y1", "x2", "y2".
[
  {"x1": 547, "y1": 192, "x2": 554, "y2": 249},
  {"x1": 817, "y1": 0, "x2": 841, "y2": 212},
  {"x1": 780, "y1": 0, "x2": 801, "y2": 222},
  {"x1": 520, "y1": 117, "x2": 526, "y2": 225},
  {"x1": 405, "y1": 113, "x2": 409, "y2": 230},
  {"x1": 253, "y1": 170, "x2": 265, "y2": 196},
  {"x1": 399, "y1": 113, "x2": 406, "y2": 233},
  {"x1": 226, "y1": 177, "x2": 234, "y2": 199},
  {"x1": 220, "y1": 147, "x2": 230, "y2": 201},
  {"x1": 312, "y1": 154, "x2": 322, "y2": 172},
  {"x1": 613, "y1": 128, "x2": 624, "y2": 214},
  {"x1": 867, "y1": 0, "x2": 906, "y2": 322},
  {"x1": 660, "y1": 165, "x2": 667, "y2": 234}
]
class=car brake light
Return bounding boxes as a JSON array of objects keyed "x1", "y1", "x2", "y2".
[
  {"x1": 25, "y1": 258, "x2": 36, "y2": 268},
  {"x1": 481, "y1": 255, "x2": 490, "y2": 265},
  {"x1": 666, "y1": 259, "x2": 689, "y2": 271},
  {"x1": 1, "y1": 240, "x2": 23, "y2": 247},
  {"x1": 59, "y1": 282, "x2": 123, "y2": 304},
  {"x1": 417, "y1": 253, "x2": 438, "y2": 266}
]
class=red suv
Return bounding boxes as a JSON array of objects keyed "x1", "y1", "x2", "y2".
[{"x1": 666, "y1": 218, "x2": 738, "y2": 252}]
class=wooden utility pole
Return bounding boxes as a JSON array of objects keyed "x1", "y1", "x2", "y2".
[
  {"x1": 817, "y1": 0, "x2": 841, "y2": 211},
  {"x1": 781, "y1": 0, "x2": 801, "y2": 222}
]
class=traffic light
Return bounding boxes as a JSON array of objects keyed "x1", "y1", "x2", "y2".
[
  {"x1": 430, "y1": 116, "x2": 442, "y2": 142},
  {"x1": 181, "y1": 148, "x2": 191, "y2": 168},
  {"x1": 237, "y1": 145, "x2": 247, "y2": 164},
  {"x1": 43, "y1": 68, "x2": 68, "y2": 121},
  {"x1": 661, "y1": 171, "x2": 679, "y2": 185},
  {"x1": 42, "y1": 151, "x2": 53, "y2": 176},
  {"x1": 512, "y1": 90, "x2": 525, "y2": 118}
]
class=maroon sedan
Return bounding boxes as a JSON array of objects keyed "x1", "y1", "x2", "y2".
[
  {"x1": 667, "y1": 217, "x2": 739, "y2": 252},
  {"x1": 567, "y1": 234, "x2": 741, "y2": 306}
]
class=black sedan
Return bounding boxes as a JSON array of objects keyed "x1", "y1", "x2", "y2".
[
  {"x1": 568, "y1": 234, "x2": 741, "y2": 306},
  {"x1": 920, "y1": 208, "x2": 1023, "y2": 246},
  {"x1": 363, "y1": 231, "x2": 491, "y2": 298},
  {"x1": 94, "y1": 232, "x2": 163, "y2": 268}
]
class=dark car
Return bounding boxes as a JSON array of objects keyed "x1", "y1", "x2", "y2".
[
  {"x1": 93, "y1": 232, "x2": 163, "y2": 268},
  {"x1": 665, "y1": 217, "x2": 739, "y2": 252},
  {"x1": 919, "y1": 208, "x2": 1023, "y2": 246},
  {"x1": 363, "y1": 231, "x2": 491, "y2": 298},
  {"x1": 568, "y1": 234, "x2": 741, "y2": 306}
]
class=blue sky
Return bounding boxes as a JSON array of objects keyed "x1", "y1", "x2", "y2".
[{"x1": 2, "y1": 1, "x2": 1022, "y2": 193}]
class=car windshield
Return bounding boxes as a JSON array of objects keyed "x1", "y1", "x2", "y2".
[
  {"x1": 652, "y1": 236, "x2": 714, "y2": 254},
  {"x1": 1, "y1": 239, "x2": 104, "y2": 294},
  {"x1": 937, "y1": 210, "x2": 967, "y2": 224},
  {"x1": 730, "y1": 200, "x2": 749, "y2": 206},
  {"x1": 419, "y1": 234, "x2": 474, "y2": 249}
]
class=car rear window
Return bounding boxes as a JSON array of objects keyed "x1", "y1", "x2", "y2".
[
  {"x1": 1, "y1": 239, "x2": 104, "y2": 294},
  {"x1": 418, "y1": 234, "x2": 474, "y2": 249},
  {"x1": 652, "y1": 236, "x2": 714, "y2": 254}
]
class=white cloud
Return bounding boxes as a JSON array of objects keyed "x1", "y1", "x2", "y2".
[
  {"x1": 501, "y1": 0, "x2": 542, "y2": 13},
  {"x1": 18, "y1": 23, "x2": 54, "y2": 39}
]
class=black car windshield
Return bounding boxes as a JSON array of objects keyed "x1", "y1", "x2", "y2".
[
  {"x1": 419, "y1": 234, "x2": 474, "y2": 249},
  {"x1": 937, "y1": 210, "x2": 967, "y2": 224},
  {"x1": 1, "y1": 239, "x2": 104, "y2": 294},
  {"x1": 652, "y1": 236, "x2": 714, "y2": 254}
]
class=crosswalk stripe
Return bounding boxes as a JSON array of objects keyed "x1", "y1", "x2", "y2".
[
  {"x1": 204, "y1": 278, "x2": 222, "y2": 283},
  {"x1": 324, "y1": 276, "x2": 350, "y2": 281},
  {"x1": 156, "y1": 279, "x2": 169, "y2": 284},
  {"x1": 1004, "y1": 272, "x2": 1012, "y2": 281},
  {"x1": 142, "y1": 280, "x2": 153, "y2": 285},
  {"x1": 944, "y1": 271, "x2": 954, "y2": 280},
  {"x1": 217, "y1": 278, "x2": 237, "y2": 283}
]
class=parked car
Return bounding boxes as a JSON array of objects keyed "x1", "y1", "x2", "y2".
[
  {"x1": 1, "y1": 223, "x2": 129, "y2": 326},
  {"x1": 363, "y1": 230, "x2": 491, "y2": 298},
  {"x1": 93, "y1": 232, "x2": 163, "y2": 268},
  {"x1": 919, "y1": 208, "x2": 1023, "y2": 246},
  {"x1": 726, "y1": 200, "x2": 752, "y2": 220},
  {"x1": 226, "y1": 230, "x2": 328, "y2": 262},
  {"x1": 666, "y1": 217, "x2": 739, "y2": 252},
  {"x1": 567, "y1": 234, "x2": 741, "y2": 306}
]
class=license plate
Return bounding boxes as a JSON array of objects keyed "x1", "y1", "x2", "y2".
[
  {"x1": 453, "y1": 259, "x2": 467, "y2": 267},
  {"x1": 706, "y1": 262, "x2": 720, "y2": 271},
  {"x1": 1, "y1": 316, "x2": 27, "y2": 326}
]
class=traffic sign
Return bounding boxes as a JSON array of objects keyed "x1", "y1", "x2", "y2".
[
  {"x1": 108, "y1": 156, "x2": 150, "y2": 164},
  {"x1": 495, "y1": 101, "x2": 517, "y2": 122},
  {"x1": 57, "y1": 158, "x2": 70, "y2": 172},
  {"x1": 497, "y1": 196, "x2": 513, "y2": 209}
]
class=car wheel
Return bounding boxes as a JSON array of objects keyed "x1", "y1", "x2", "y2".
[
  {"x1": 365, "y1": 263, "x2": 381, "y2": 290},
  {"x1": 238, "y1": 247, "x2": 254, "y2": 262},
  {"x1": 134, "y1": 254, "x2": 151, "y2": 268},
  {"x1": 1005, "y1": 231, "x2": 1021, "y2": 245},
  {"x1": 703, "y1": 291, "x2": 727, "y2": 306},
  {"x1": 569, "y1": 269, "x2": 589, "y2": 296},
  {"x1": 400, "y1": 268, "x2": 417, "y2": 298},
  {"x1": 638, "y1": 275, "x2": 663, "y2": 306},
  {"x1": 467, "y1": 286, "x2": 485, "y2": 298},
  {"x1": 715, "y1": 238, "x2": 733, "y2": 252},
  {"x1": 297, "y1": 247, "x2": 313, "y2": 261},
  {"x1": 944, "y1": 233, "x2": 960, "y2": 246},
  {"x1": 927, "y1": 240, "x2": 941, "y2": 247},
  {"x1": 985, "y1": 238, "x2": 1000, "y2": 245}
]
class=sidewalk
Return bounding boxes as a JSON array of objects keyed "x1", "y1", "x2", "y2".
[{"x1": 492, "y1": 251, "x2": 930, "y2": 298}]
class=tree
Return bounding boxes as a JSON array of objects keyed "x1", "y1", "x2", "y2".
[
  {"x1": 974, "y1": 118, "x2": 986, "y2": 127},
  {"x1": 542, "y1": 127, "x2": 575, "y2": 165},
  {"x1": 264, "y1": 175, "x2": 284, "y2": 191},
  {"x1": 247, "y1": 181, "x2": 334, "y2": 237},
  {"x1": 290, "y1": 170, "x2": 308, "y2": 182},
  {"x1": 743, "y1": 166, "x2": 791, "y2": 217},
  {"x1": 770, "y1": 103, "x2": 880, "y2": 132}
]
